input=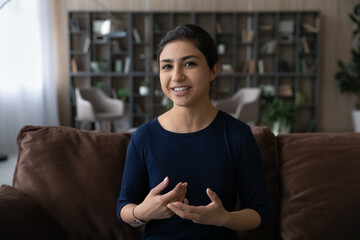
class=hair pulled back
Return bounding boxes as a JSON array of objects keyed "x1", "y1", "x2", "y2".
[{"x1": 157, "y1": 24, "x2": 219, "y2": 70}]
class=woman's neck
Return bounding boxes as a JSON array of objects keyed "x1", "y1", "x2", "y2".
[{"x1": 158, "y1": 103, "x2": 218, "y2": 133}]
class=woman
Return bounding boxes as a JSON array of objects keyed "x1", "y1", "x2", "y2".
[{"x1": 116, "y1": 24, "x2": 269, "y2": 240}]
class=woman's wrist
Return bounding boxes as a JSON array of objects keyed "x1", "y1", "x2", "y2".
[
  {"x1": 132, "y1": 205, "x2": 147, "y2": 226},
  {"x1": 216, "y1": 209, "x2": 231, "y2": 227}
]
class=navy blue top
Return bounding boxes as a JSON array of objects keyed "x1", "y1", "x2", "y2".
[{"x1": 116, "y1": 110, "x2": 269, "y2": 240}]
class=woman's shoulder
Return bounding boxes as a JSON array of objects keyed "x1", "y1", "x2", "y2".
[
  {"x1": 130, "y1": 118, "x2": 159, "y2": 141},
  {"x1": 218, "y1": 110, "x2": 251, "y2": 132}
]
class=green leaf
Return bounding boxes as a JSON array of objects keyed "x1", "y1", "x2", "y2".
[
  {"x1": 350, "y1": 13, "x2": 358, "y2": 23},
  {"x1": 336, "y1": 60, "x2": 346, "y2": 69}
]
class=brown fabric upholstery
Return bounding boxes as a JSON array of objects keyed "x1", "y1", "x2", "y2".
[
  {"x1": 7, "y1": 125, "x2": 360, "y2": 239},
  {"x1": 0, "y1": 184, "x2": 66, "y2": 240},
  {"x1": 277, "y1": 132, "x2": 360, "y2": 240},
  {"x1": 15, "y1": 126, "x2": 140, "y2": 240},
  {"x1": 238, "y1": 126, "x2": 280, "y2": 240}
]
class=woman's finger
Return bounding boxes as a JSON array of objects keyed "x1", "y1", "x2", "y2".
[{"x1": 149, "y1": 176, "x2": 169, "y2": 196}]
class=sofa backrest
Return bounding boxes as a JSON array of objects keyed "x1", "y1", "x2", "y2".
[
  {"x1": 14, "y1": 125, "x2": 279, "y2": 240},
  {"x1": 15, "y1": 126, "x2": 140, "y2": 239},
  {"x1": 277, "y1": 132, "x2": 360, "y2": 240}
]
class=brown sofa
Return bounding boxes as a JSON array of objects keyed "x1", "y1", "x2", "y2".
[{"x1": 0, "y1": 125, "x2": 359, "y2": 240}]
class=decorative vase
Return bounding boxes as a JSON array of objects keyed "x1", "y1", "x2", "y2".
[
  {"x1": 352, "y1": 110, "x2": 360, "y2": 132},
  {"x1": 217, "y1": 44, "x2": 226, "y2": 55},
  {"x1": 139, "y1": 86, "x2": 149, "y2": 96}
]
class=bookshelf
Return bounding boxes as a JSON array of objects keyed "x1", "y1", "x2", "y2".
[{"x1": 68, "y1": 11, "x2": 320, "y2": 132}]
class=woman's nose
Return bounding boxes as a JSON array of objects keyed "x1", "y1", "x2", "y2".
[{"x1": 172, "y1": 66, "x2": 185, "y2": 82}]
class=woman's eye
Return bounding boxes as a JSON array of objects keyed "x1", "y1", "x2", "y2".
[
  {"x1": 161, "y1": 64, "x2": 172, "y2": 70},
  {"x1": 185, "y1": 62, "x2": 196, "y2": 67}
]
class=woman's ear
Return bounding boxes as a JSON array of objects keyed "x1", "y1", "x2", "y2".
[{"x1": 210, "y1": 63, "x2": 220, "y2": 82}]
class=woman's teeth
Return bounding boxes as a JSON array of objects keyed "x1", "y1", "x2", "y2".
[{"x1": 173, "y1": 87, "x2": 189, "y2": 92}]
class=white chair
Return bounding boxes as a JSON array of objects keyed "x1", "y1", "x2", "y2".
[
  {"x1": 75, "y1": 87, "x2": 125, "y2": 132},
  {"x1": 213, "y1": 88, "x2": 261, "y2": 125}
]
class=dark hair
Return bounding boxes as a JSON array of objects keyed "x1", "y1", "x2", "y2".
[{"x1": 157, "y1": 24, "x2": 219, "y2": 70}]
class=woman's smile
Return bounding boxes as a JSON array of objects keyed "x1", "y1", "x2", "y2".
[{"x1": 172, "y1": 86, "x2": 191, "y2": 96}]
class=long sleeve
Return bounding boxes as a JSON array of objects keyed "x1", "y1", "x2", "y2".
[
  {"x1": 237, "y1": 127, "x2": 270, "y2": 228},
  {"x1": 116, "y1": 133, "x2": 149, "y2": 223}
]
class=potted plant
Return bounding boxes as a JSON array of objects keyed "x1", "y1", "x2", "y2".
[
  {"x1": 261, "y1": 98, "x2": 295, "y2": 135},
  {"x1": 335, "y1": 4, "x2": 360, "y2": 132}
]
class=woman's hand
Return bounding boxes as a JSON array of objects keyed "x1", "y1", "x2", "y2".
[
  {"x1": 135, "y1": 177, "x2": 188, "y2": 222},
  {"x1": 167, "y1": 188, "x2": 228, "y2": 226}
]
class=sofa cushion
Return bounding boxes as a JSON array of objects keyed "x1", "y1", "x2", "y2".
[
  {"x1": 0, "y1": 184, "x2": 66, "y2": 240},
  {"x1": 237, "y1": 126, "x2": 280, "y2": 240},
  {"x1": 277, "y1": 132, "x2": 360, "y2": 240},
  {"x1": 15, "y1": 126, "x2": 141, "y2": 240}
]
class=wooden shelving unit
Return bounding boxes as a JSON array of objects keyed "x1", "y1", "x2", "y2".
[{"x1": 68, "y1": 11, "x2": 320, "y2": 132}]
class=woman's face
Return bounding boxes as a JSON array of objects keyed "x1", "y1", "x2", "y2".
[{"x1": 159, "y1": 40, "x2": 218, "y2": 109}]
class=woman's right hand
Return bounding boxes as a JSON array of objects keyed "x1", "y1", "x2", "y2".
[{"x1": 135, "y1": 176, "x2": 188, "y2": 221}]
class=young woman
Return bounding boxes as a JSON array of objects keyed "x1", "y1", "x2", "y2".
[{"x1": 116, "y1": 24, "x2": 269, "y2": 240}]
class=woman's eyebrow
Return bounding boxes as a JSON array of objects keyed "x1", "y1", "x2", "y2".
[{"x1": 160, "y1": 55, "x2": 200, "y2": 63}]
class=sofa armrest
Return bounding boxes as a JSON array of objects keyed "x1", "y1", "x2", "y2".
[{"x1": 0, "y1": 185, "x2": 66, "y2": 239}]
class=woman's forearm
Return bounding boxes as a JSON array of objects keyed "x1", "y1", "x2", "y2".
[{"x1": 220, "y1": 208, "x2": 261, "y2": 231}]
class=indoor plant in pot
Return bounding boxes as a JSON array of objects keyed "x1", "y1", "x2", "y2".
[
  {"x1": 261, "y1": 98, "x2": 295, "y2": 135},
  {"x1": 335, "y1": 3, "x2": 360, "y2": 132}
]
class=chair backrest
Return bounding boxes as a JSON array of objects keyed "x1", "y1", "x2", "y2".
[
  {"x1": 75, "y1": 88, "x2": 124, "y2": 121},
  {"x1": 234, "y1": 88, "x2": 261, "y2": 123},
  {"x1": 78, "y1": 88, "x2": 108, "y2": 112},
  {"x1": 75, "y1": 88, "x2": 96, "y2": 121},
  {"x1": 234, "y1": 88, "x2": 261, "y2": 103}
]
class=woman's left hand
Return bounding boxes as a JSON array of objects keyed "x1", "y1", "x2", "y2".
[{"x1": 167, "y1": 188, "x2": 228, "y2": 226}]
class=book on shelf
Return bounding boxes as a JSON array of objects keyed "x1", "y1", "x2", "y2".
[
  {"x1": 257, "y1": 60, "x2": 265, "y2": 74},
  {"x1": 301, "y1": 58, "x2": 307, "y2": 73},
  {"x1": 241, "y1": 29, "x2": 254, "y2": 44},
  {"x1": 216, "y1": 21, "x2": 223, "y2": 33},
  {"x1": 83, "y1": 37, "x2": 90, "y2": 53},
  {"x1": 301, "y1": 36, "x2": 310, "y2": 54},
  {"x1": 302, "y1": 22, "x2": 319, "y2": 33},
  {"x1": 70, "y1": 18, "x2": 80, "y2": 32},
  {"x1": 133, "y1": 28, "x2": 142, "y2": 43},
  {"x1": 112, "y1": 40, "x2": 120, "y2": 52},
  {"x1": 124, "y1": 56, "x2": 131, "y2": 73},
  {"x1": 242, "y1": 59, "x2": 255, "y2": 73},
  {"x1": 71, "y1": 58, "x2": 78, "y2": 72},
  {"x1": 259, "y1": 24, "x2": 273, "y2": 31},
  {"x1": 300, "y1": 58, "x2": 316, "y2": 73}
]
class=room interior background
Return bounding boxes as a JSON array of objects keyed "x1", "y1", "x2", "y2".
[
  {"x1": 53, "y1": 0, "x2": 355, "y2": 133},
  {"x1": 0, "y1": 0, "x2": 354, "y2": 154}
]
